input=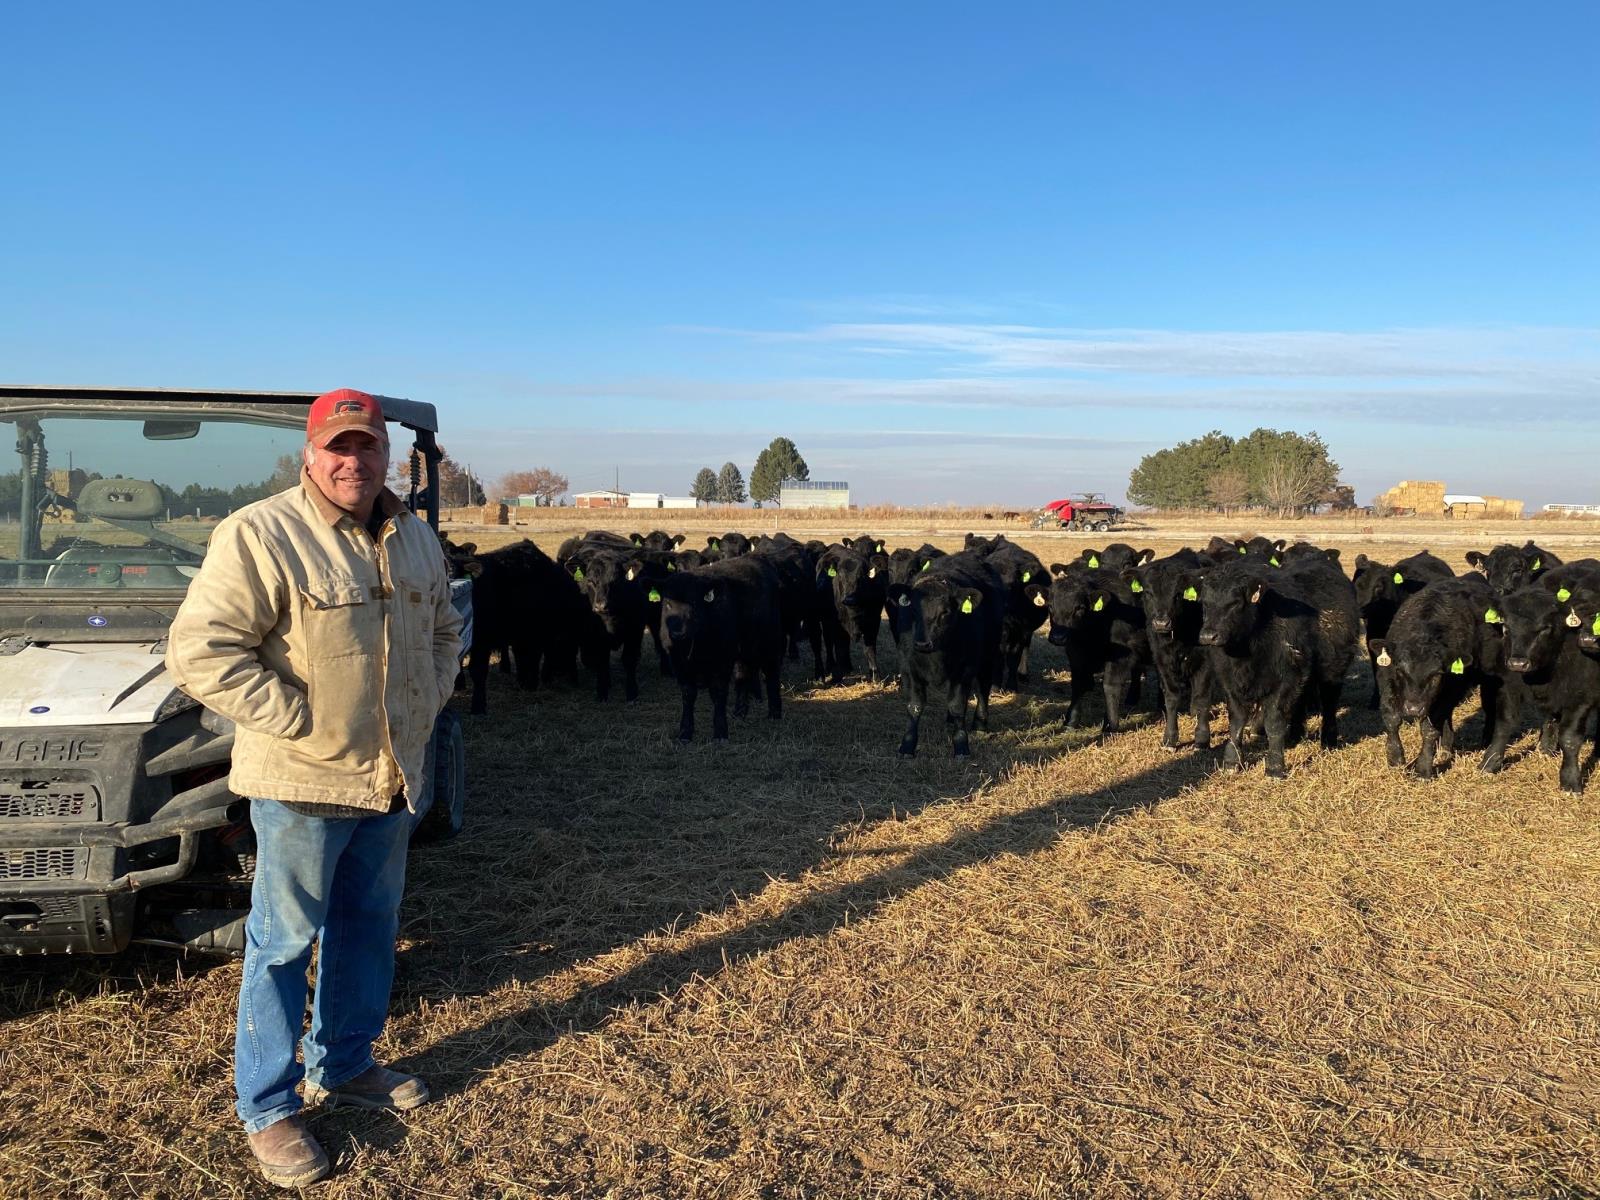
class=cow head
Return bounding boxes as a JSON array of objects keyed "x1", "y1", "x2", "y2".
[
  {"x1": 1368, "y1": 637, "x2": 1472, "y2": 721},
  {"x1": 1468, "y1": 541, "x2": 1562, "y2": 593},
  {"x1": 887, "y1": 579, "x2": 984, "y2": 655},
  {"x1": 1352, "y1": 554, "x2": 1399, "y2": 612},
  {"x1": 656, "y1": 572, "x2": 727, "y2": 656},
  {"x1": 1122, "y1": 561, "x2": 1188, "y2": 636},
  {"x1": 1496, "y1": 587, "x2": 1565, "y2": 675},
  {"x1": 1191, "y1": 567, "x2": 1269, "y2": 648},
  {"x1": 1043, "y1": 567, "x2": 1110, "y2": 646},
  {"x1": 567, "y1": 552, "x2": 636, "y2": 629}
]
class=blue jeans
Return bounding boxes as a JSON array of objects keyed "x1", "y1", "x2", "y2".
[{"x1": 235, "y1": 797, "x2": 412, "y2": 1133}]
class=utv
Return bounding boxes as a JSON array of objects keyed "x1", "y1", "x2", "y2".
[{"x1": 0, "y1": 387, "x2": 470, "y2": 956}]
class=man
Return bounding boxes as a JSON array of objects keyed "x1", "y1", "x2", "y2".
[{"x1": 166, "y1": 389, "x2": 464, "y2": 1188}]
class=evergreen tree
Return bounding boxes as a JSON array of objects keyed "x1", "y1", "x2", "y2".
[
  {"x1": 690, "y1": 466, "x2": 719, "y2": 504},
  {"x1": 749, "y1": 437, "x2": 809, "y2": 505},
  {"x1": 715, "y1": 461, "x2": 746, "y2": 505}
]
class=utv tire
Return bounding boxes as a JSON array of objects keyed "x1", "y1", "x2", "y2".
[{"x1": 415, "y1": 708, "x2": 465, "y2": 842}]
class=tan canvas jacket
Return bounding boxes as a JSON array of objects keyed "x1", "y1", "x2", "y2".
[{"x1": 165, "y1": 473, "x2": 464, "y2": 813}]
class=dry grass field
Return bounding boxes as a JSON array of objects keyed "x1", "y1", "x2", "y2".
[{"x1": 5, "y1": 517, "x2": 1600, "y2": 1198}]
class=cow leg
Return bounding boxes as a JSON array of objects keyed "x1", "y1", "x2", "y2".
[
  {"x1": 648, "y1": 620, "x2": 672, "y2": 677},
  {"x1": 898, "y1": 673, "x2": 925, "y2": 757},
  {"x1": 863, "y1": 631, "x2": 880, "y2": 684},
  {"x1": 1017, "y1": 643, "x2": 1031, "y2": 688},
  {"x1": 590, "y1": 640, "x2": 611, "y2": 702},
  {"x1": 1317, "y1": 680, "x2": 1341, "y2": 749},
  {"x1": 1480, "y1": 682, "x2": 1521, "y2": 774},
  {"x1": 1063, "y1": 661, "x2": 1093, "y2": 730},
  {"x1": 1367, "y1": 649, "x2": 1382, "y2": 709},
  {"x1": 1540, "y1": 717, "x2": 1560, "y2": 758},
  {"x1": 1437, "y1": 712, "x2": 1457, "y2": 766},
  {"x1": 807, "y1": 615, "x2": 825, "y2": 680},
  {"x1": 1411, "y1": 713, "x2": 1442, "y2": 779},
  {"x1": 731, "y1": 661, "x2": 752, "y2": 718},
  {"x1": 1559, "y1": 708, "x2": 1592, "y2": 793},
  {"x1": 709, "y1": 678, "x2": 731, "y2": 742},
  {"x1": 1221, "y1": 698, "x2": 1249, "y2": 770},
  {"x1": 949, "y1": 682, "x2": 973, "y2": 758},
  {"x1": 1379, "y1": 678, "x2": 1406, "y2": 768},
  {"x1": 1102, "y1": 662, "x2": 1129, "y2": 735},
  {"x1": 1160, "y1": 680, "x2": 1182, "y2": 749},
  {"x1": 1478, "y1": 678, "x2": 1501, "y2": 749},
  {"x1": 1191, "y1": 681, "x2": 1213, "y2": 751},
  {"x1": 764, "y1": 651, "x2": 783, "y2": 719},
  {"x1": 676, "y1": 681, "x2": 698, "y2": 743},
  {"x1": 622, "y1": 628, "x2": 642, "y2": 703},
  {"x1": 468, "y1": 648, "x2": 490, "y2": 716},
  {"x1": 1263, "y1": 699, "x2": 1291, "y2": 779}
]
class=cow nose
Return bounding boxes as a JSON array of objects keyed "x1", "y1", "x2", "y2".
[
  {"x1": 841, "y1": 592, "x2": 858, "y2": 606},
  {"x1": 1507, "y1": 656, "x2": 1531, "y2": 672},
  {"x1": 914, "y1": 639, "x2": 934, "y2": 653},
  {"x1": 1402, "y1": 701, "x2": 1425, "y2": 718},
  {"x1": 1149, "y1": 618, "x2": 1171, "y2": 633},
  {"x1": 1198, "y1": 630, "x2": 1221, "y2": 645},
  {"x1": 1047, "y1": 628, "x2": 1067, "y2": 645}
]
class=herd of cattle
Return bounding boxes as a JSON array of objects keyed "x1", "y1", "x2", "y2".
[{"x1": 440, "y1": 530, "x2": 1600, "y2": 790}]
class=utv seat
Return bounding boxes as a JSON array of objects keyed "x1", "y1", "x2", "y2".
[{"x1": 45, "y1": 479, "x2": 196, "y2": 588}]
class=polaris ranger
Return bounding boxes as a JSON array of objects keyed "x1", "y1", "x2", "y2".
[{"x1": 0, "y1": 387, "x2": 470, "y2": 956}]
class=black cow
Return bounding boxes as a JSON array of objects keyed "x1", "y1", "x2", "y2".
[
  {"x1": 462, "y1": 540, "x2": 599, "y2": 715},
  {"x1": 1033, "y1": 562, "x2": 1151, "y2": 735},
  {"x1": 1123, "y1": 548, "x2": 1215, "y2": 749},
  {"x1": 1367, "y1": 576, "x2": 1507, "y2": 778},
  {"x1": 1184, "y1": 556, "x2": 1358, "y2": 777},
  {"x1": 565, "y1": 550, "x2": 648, "y2": 702},
  {"x1": 816, "y1": 542, "x2": 890, "y2": 683},
  {"x1": 1280, "y1": 541, "x2": 1342, "y2": 566},
  {"x1": 1234, "y1": 536, "x2": 1288, "y2": 563},
  {"x1": 884, "y1": 552, "x2": 1005, "y2": 757},
  {"x1": 1353, "y1": 550, "x2": 1456, "y2": 704},
  {"x1": 980, "y1": 540, "x2": 1049, "y2": 691},
  {"x1": 656, "y1": 555, "x2": 786, "y2": 743},
  {"x1": 843, "y1": 534, "x2": 887, "y2": 556},
  {"x1": 1069, "y1": 544, "x2": 1154, "y2": 574},
  {"x1": 1466, "y1": 540, "x2": 1563, "y2": 593},
  {"x1": 632, "y1": 530, "x2": 687, "y2": 552},
  {"x1": 751, "y1": 535, "x2": 826, "y2": 678},
  {"x1": 1494, "y1": 583, "x2": 1600, "y2": 792},
  {"x1": 706, "y1": 532, "x2": 752, "y2": 558},
  {"x1": 886, "y1": 545, "x2": 948, "y2": 638}
]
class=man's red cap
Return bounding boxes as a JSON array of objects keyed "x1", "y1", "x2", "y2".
[{"x1": 307, "y1": 388, "x2": 388, "y2": 448}]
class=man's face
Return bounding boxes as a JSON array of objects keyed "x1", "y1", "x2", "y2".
[{"x1": 304, "y1": 429, "x2": 388, "y2": 514}]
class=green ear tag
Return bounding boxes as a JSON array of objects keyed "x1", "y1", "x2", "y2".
[
  {"x1": 1087, "y1": 555, "x2": 1099, "y2": 569},
  {"x1": 827, "y1": 566, "x2": 837, "y2": 577},
  {"x1": 876, "y1": 542, "x2": 885, "y2": 552},
  {"x1": 920, "y1": 560, "x2": 930, "y2": 572},
  {"x1": 1393, "y1": 572, "x2": 1404, "y2": 585},
  {"x1": 1093, "y1": 596, "x2": 1105, "y2": 612},
  {"x1": 668, "y1": 561, "x2": 676, "y2": 571},
  {"x1": 1238, "y1": 546, "x2": 1247, "y2": 554},
  {"x1": 1485, "y1": 608, "x2": 1502, "y2": 624},
  {"x1": 711, "y1": 539, "x2": 720, "y2": 549},
  {"x1": 1269, "y1": 556, "x2": 1280, "y2": 567},
  {"x1": 1532, "y1": 558, "x2": 1542, "y2": 571},
  {"x1": 1592, "y1": 613, "x2": 1600, "y2": 636},
  {"x1": 960, "y1": 597, "x2": 974, "y2": 614},
  {"x1": 1021, "y1": 571, "x2": 1031, "y2": 583},
  {"x1": 1130, "y1": 579, "x2": 1143, "y2": 593},
  {"x1": 1557, "y1": 587, "x2": 1571, "y2": 602},
  {"x1": 647, "y1": 588, "x2": 661, "y2": 602},
  {"x1": 573, "y1": 567, "x2": 585, "y2": 581},
  {"x1": 1450, "y1": 658, "x2": 1465, "y2": 675},
  {"x1": 1183, "y1": 586, "x2": 1198, "y2": 601}
]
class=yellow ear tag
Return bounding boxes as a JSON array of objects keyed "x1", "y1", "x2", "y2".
[
  {"x1": 1130, "y1": 579, "x2": 1143, "y2": 593},
  {"x1": 1269, "y1": 556, "x2": 1280, "y2": 567},
  {"x1": 1087, "y1": 555, "x2": 1099, "y2": 568},
  {"x1": 1238, "y1": 546, "x2": 1247, "y2": 555},
  {"x1": 1093, "y1": 596, "x2": 1105, "y2": 612},
  {"x1": 1393, "y1": 572, "x2": 1404, "y2": 585},
  {"x1": 827, "y1": 566, "x2": 837, "y2": 577},
  {"x1": 920, "y1": 560, "x2": 930, "y2": 572},
  {"x1": 1021, "y1": 571, "x2": 1031, "y2": 582},
  {"x1": 647, "y1": 588, "x2": 661, "y2": 602},
  {"x1": 711, "y1": 540, "x2": 720, "y2": 549},
  {"x1": 573, "y1": 567, "x2": 585, "y2": 580},
  {"x1": 960, "y1": 597, "x2": 974, "y2": 614},
  {"x1": 1557, "y1": 587, "x2": 1571, "y2": 602},
  {"x1": 876, "y1": 542, "x2": 885, "y2": 552},
  {"x1": 667, "y1": 561, "x2": 676, "y2": 571},
  {"x1": 1532, "y1": 558, "x2": 1542, "y2": 571},
  {"x1": 1592, "y1": 613, "x2": 1600, "y2": 636},
  {"x1": 1485, "y1": 609, "x2": 1502, "y2": 624},
  {"x1": 1450, "y1": 658, "x2": 1465, "y2": 674},
  {"x1": 1376, "y1": 649, "x2": 1392, "y2": 667},
  {"x1": 1183, "y1": 586, "x2": 1198, "y2": 601}
]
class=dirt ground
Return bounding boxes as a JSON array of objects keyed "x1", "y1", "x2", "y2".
[{"x1": 3, "y1": 517, "x2": 1600, "y2": 1198}]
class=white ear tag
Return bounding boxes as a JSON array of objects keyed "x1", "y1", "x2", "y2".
[
  {"x1": 704, "y1": 590, "x2": 715, "y2": 602},
  {"x1": 1376, "y1": 649, "x2": 1392, "y2": 667},
  {"x1": 868, "y1": 567, "x2": 877, "y2": 578},
  {"x1": 1032, "y1": 592, "x2": 1046, "y2": 607},
  {"x1": 1567, "y1": 610, "x2": 1582, "y2": 628},
  {"x1": 626, "y1": 567, "x2": 637, "y2": 580}
]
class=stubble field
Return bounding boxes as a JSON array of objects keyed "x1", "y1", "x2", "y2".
[{"x1": 4, "y1": 516, "x2": 1600, "y2": 1198}]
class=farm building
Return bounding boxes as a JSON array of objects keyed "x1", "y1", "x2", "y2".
[
  {"x1": 780, "y1": 479, "x2": 850, "y2": 509},
  {"x1": 1545, "y1": 503, "x2": 1600, "y2": 515},
  {"x1": 625, "y1": 492, "x2": 698, "y2": 509},
  {"x1": 574, "y1": 489, "x2": 628, "y2": 509}
]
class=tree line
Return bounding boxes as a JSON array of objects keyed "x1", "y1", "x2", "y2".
[
  {"x1": 691, "y1": 437, "x2": 809, "y2": 506},
  {"x1": 1126, "y1": 428, "x2": 1352, "y2": 516}
]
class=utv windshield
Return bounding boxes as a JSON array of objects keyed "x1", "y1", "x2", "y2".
[{"x1": 0, "y1": 411, "x2": 307, "y2": 590}]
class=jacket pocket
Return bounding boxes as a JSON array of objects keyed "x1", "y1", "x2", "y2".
[{"x1": 298, "y1": 581, "x2": 378, "y2": 661}]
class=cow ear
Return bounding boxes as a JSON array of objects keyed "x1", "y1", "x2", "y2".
[
  {"x1": 1324, "y1": 548, "x2": 1341, "y2": 564},
  {"x1": 1137, "y1": 548, "x2": 1156, "y2": 565},
  {"x1": 955, "y1": 588, "x2": 982, "y2": 614},
  {"x1": 1024, "y1": 582, "x2": 1048, "y2": 608},
  {"x1": 886, "y1": 583, "x2": 912, "y2": 609},
  {"x1": 1368, "y1": 638, "x2": 1391, "y2": 668},
  {"x1": 1465, "y1": 551, "x2": 1485, "y2": 568},
  {"x1": 1050, "y1": 562, "x2": 1070, "y2": 577},
  {"x1": 1120, "y1": 568, "x2": 1142, "y2": 591},
  {"x1": 630, "y1": 532, "x2": 644, "y2": 545},
  {"x1": 458, "y1": 542, "x2": 477, "y2": 556},
  {"x1": 1248, "y1": 585, "x2": 1262, "y2": 604},
  {"x1": 461, "y1": 559, "x2": 484, "y2": 579},
  {"x1": 1273, "y1": 539, "x2": 1288, "y2": 552},
  {"x1": 1355, "y1": 553, "x2": 1369, "y2": 568}
]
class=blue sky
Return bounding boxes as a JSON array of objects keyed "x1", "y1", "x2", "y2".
[{"x1": 4, "y1": 2, "x2": 1597, "y2": 506}]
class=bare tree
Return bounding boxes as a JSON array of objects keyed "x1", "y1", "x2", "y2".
[
  {"x1": 1258, "y1": 455, "x2": 1323, "y2": 517},
  {"x1": 1205, "y1": 467, "x2": 1249, "y2": 513},
  {"x1": 499, "y1": 467, "x2": 569, "y2": 506}
]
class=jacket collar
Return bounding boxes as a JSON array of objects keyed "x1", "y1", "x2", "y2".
[{"x1": 300, "y1": 469, "x2": 408, "y2": 528}]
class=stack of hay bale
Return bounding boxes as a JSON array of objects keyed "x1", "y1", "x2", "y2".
[
  {"x1": 1375, "y1": 480, "x2": 1447, "y2": 516},
  {"x1": 479, "y1": 502, "x2": 509, "y2": 525},
  {"x1": 1482, "y1": 496, "x2": 1524, "y2": 518}
]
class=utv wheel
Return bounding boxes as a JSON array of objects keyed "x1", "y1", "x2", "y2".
[{"x1": 415, "y1": 708, "x2": 465, "y2": 842}]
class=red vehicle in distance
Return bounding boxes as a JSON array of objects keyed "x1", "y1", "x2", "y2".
[{"x1": 1033, "y1": 493, "x2": 1126, "y2": 532}]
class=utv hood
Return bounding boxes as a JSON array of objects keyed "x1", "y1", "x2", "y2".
[{"x1": 0, "y1": 641, "x2": 179, "y2": 726}]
